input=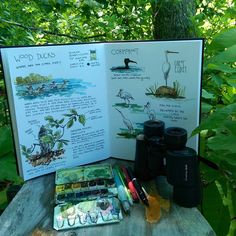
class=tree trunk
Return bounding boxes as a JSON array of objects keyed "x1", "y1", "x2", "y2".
[{"x1": 152, "y1": 0, "x2": 197, "y2": 39}]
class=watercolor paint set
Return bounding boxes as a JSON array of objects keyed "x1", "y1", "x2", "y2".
[{"x1": 53, "y1": 163, "x2": 123, "y2": 230}]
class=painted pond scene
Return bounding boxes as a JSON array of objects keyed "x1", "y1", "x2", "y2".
[{"x1": 14, "y1": 73, "x2": 94, "y2": 99}]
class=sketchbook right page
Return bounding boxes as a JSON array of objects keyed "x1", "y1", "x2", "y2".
[{"x1": 104, "y1": 40, "x2": 203, "y2": 161}]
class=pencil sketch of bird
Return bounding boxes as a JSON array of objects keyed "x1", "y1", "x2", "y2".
[
  {"x1": 115, "y1": 108, "x2": 134, "y2": 133},
  {"x1": 144, "y1": 102, "x2": 156, "y2": 120},
  {"x1": 116, "y1": 89, "x2": 134, "y2": 105}
]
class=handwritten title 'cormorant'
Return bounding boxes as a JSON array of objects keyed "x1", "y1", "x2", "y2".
[{"x1": 111, "y1": 48, "x2": 138, "y2": 55}]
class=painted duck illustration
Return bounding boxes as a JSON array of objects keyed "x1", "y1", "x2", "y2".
[
  {"x1": 116, "y1": 89, "x2": 134, "y2": 104},
  {"x1": 50, "y1": 81, "x2": 58, "y2": 89},
  {"x1": 115, "y1": 108, "x2": 134, "y2": 133},
  {"x1": 50, "y1": 80, "x2": 68, "y2": 90},
  {"x1": 59, "y1": 80, "x2": 68, "y2": 89},
  {"x1": 26, "y1": 85, "x2": 34, "y2": 95},
  {"x1": 35, "y1": 84, "x2": 46, "y2": 94},
  {"x1": 162, "y1": 50, "x2": 179, "y2": 86},
  {"x1": 111, "y1": 58, "x2": 137, "y2": 71}
]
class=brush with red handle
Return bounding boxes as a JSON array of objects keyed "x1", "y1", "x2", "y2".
[{"x1": 120, "y1": 166, "x2": 139, "y2": 203}]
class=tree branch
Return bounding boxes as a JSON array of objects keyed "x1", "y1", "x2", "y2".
[{"x1": 0, "y1": 18, "x2": 106, "y2": 40}]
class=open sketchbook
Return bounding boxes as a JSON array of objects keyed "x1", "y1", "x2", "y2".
[{"x1": 0, "y1": 39, "x2": 203, "y2": 180}]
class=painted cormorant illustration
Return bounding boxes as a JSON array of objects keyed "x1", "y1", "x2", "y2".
[
  {"x1": 116, "y1": 89, "x2": 134, "y2": 104},
  {"x1": 115, "y1": 108, "x2": 134, "y2": 133},
  {"x1": 144, "y1": 102, "x2": 156, "y2": 120},
  {"x1": 111, "y1": 58, "x2": 137, "y2": 71},
  {"x1": 162, "y1": 50, "x2": 179, "y2": 86}
]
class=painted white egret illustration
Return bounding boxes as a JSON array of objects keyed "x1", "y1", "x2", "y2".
[
  {"x1": 162, "y1": 50, "x2": 179, "y2": 86},
  {"x1": 116, "y1": 89, "x2": 134, "y2": 105}
]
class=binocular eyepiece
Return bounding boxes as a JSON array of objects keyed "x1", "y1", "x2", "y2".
[{"x1": 134, "y1": 120, "x2": 201, "y2": 208}]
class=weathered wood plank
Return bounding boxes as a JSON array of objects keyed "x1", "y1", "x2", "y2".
[{"x1": 0, "y1": 159, "x2": 216, "y2": 236}]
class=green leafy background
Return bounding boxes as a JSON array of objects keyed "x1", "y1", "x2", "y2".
[{"x1": 0, "y1": 1, "x2": 236, "y2": 235}]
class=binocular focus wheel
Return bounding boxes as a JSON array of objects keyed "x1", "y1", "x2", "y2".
[{"x1": 164, "y1": 127, "x2": 187, "y2": 149}]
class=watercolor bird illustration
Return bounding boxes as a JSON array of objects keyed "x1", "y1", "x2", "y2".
[
  {"x1": 144, "y1": 102, "x2": 156, "y2": 120},
  {"x1": 116, "y1": 89, "x2": 134, "y2": 105},
  {"x1": 111, "y1": 58, "x2": 137, "y2": 71},
  {"x1": 115, "y1": 108, "x2": 134, "y2": 133}
]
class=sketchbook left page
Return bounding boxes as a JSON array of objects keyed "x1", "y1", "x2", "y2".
[{"x1": 1, "y1": 44, "x2": 110, "y2": 180}]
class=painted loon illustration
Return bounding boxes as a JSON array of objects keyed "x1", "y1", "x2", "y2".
[{"x1": 111, "y1": 58, "x2": 137, "y2": 71}]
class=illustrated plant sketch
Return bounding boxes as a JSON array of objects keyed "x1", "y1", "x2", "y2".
[{"x1": 21, "y1": 109, "x2": 86, "y2": 167}]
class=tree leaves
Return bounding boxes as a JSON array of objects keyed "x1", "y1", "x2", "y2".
[
  {"x1": 66, "y1": 118, "x2": 74, "y2": 128},
  {"x1": 0, "y1": 152, "x2": 23, "y2": 183},
  {"x1": 209, "y1": 27, "x2": 236, "y2": 52},
  {"x1": 206, "y1": 63, "x2": 236, "y2": 74},
  {"x1": 78, "y1": 114, "x2": 86, "y2": 126},
  {"x1": 210, "y1": 44, "x2": 236, "y2": 64},
  {"x1": 0, "y1": 0, "x2": 153, "y2": 45},
  {"x1": 192, "y1": 103, "x2": 236, "y2": 135},
  {"x1": 207, "y1": 132, "x2": 236, "y2": 154},
  {"x1": 41, "y1": 134, "x2": 53, "y2": 144},
  {"x1": 0, "y1": 126, "x2": 13, "y2": 158}
]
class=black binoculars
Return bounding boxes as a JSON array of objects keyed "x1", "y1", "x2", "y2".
[{"x1": 134, "y1": 120, "x2": 201, "y2": 208}]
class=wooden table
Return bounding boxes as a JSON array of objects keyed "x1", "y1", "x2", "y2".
[{"x1": 0, "y1": 158, "x2": 215, "y2": 236}]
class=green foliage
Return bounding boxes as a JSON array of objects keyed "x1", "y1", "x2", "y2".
[
  {"x1": 0, "y1": 126, "x2": 13, "y2": 157},
  {"x1": 193, "y1": 26, "x2": 236, "y2": 236},
  {"x1": 15, "y1": 73, "x2": 52, "y2": 85},
  {"x1": 195, "y1": 0, "x2": 236, "y2": 45},
  {"x1": 0, "y1": 0, "x2": 235, "y2": 234},
  {"x1": 0, "y1": 151, "x2": 23, "y2": 212},
  {"x1": 201, "y1": 171, "x2": 231, "y2": 236},
  {"x1": 0, "y1": 0, "x2": 153, "y2": 45},
  {"x1": 0, "y1": 126, "x2": 23, "y2": 212},
  {"x1": 0, "y1": 86, "x2": 9, "y2": 127}
]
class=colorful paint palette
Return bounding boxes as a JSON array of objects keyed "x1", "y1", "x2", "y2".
[
  {"x1": 55, "y1": 163, "x2": 114, "y2": 184},
  {"x1": 53, "y1": 197, "x2": 122, "y2": 230},
  {"x1": 55, "y1": 164, "x2": 117, "y2": 204},
  {"x1": 53, "y1": 163, "x2": 122, "y2": 230}
]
